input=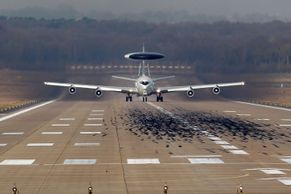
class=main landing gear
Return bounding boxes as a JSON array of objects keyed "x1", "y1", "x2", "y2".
[
  {"x1": 126, "y1": 95, "x2": 132, "y2": 102},
  {"x1": 156, "y1": 95, "x2": 163, "y2": 102}
]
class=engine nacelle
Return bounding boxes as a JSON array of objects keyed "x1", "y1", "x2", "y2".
[
  {"x1": 69, "y1": 87, "x2": 76, "y2": 94},
  {"x1": 212, "y1": 86, "x2": 221, "y2": 95},
  {"x1": 186, "y1": 89, "x2": 195, "y2": 98},
  {"x1": 95, "y1": 89, "x2": 103, "y2": 97}
]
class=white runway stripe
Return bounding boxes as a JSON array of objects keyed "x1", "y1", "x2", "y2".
[
  {"x1": 171, "y1": 155, "x2": 222, "y2": 158},
  {"x1": 0, "y1": 144, "x2": 7, "y2": 147},
  {"x1": 87, "y1": 118, "x2": 103, "y2": 121},
  {"x1": 80, "y1": 132, "x2": 101, "y2": 135},
  {"x1": 41, "y1": 132, "x2": 63, "y2": 135},
  {"x1": 2, "y1": 132, "x2": 24, "y2": 135},
  {"x1": 59, "y1": 118, "x2": 75, "y2": 121},
  {"x1": 229, "y1": 150, "x2": 249, "y2": 155},
  {"x1": 92, "y1": 110, "x2": 104, "y2": 112},
  {"x1": 256, "y1": 118, "x2": 270, "y2": 121},
  {"x1": 280, "y1": 157, "x2": 291, "y2": 164},
  {"x1": 84, "y1": 124, "x2": 102, "y2": 127},
  {"x1": 27, "y1": 143, "x2": 54, "y2": 147},
  {"x1": 213, "y1": 141, "x2": 230, "y2": 145},
  {"x1": 127, "y1": 159, "x2": 160, "y2": 164},
  {"x1": 236, "y1": 113, "x2": 251, "y2": 116},
  {"x1": 221, "y1": 145, "x2": 238, "y2": 150},
  {"x1": 0, "y1": 159, "x2": 35, "y2": 165},
  {"x1": 223, "y1": 110, "x2": 237, "y2": 113},
  {"x1": 51, "y1": 124, "x2": 70, "y2": 127},
  {"x1": 74, "y1": 143, "x2": 100, "y2": 146},
  {"x1": 64, "y1": 159, "x2": 96, "y2": 165},
  {"x1": 278, "y1": 178, "x2": 291, "y2": 185},
  {"x1": 260, "y1": 169, "x2": 286, "y2": 175},
  {"x1": 188, "y1": 158, "x2": 224, "y2": 164},
  {"x1": 280, "y1": 119, "x2": 291, "y2": 121},
  {"x1": 279, "y1": 124, "x2": 291, "y2": 127},
  {"x1": 208, "y1": 137, "x2": 221, "y2": 141},
  {"x1": 89, "y1": 114, "x2": 103, "y2": 116},
  {"x1": 234, "y1": 101, "x2": 291, "y2": 112},
  {"x1": 0, "y1": 100, "x2": 56, "y2": 122}
]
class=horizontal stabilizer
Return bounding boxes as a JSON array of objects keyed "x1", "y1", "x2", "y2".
[
  {"x1": 112, "y1": 76, "x2": 136, "y2": 81},
  {"x1": 152, "y1": 75, "x2": 175, "y2": 81}
]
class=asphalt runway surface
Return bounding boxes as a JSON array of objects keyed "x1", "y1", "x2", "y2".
[{"x1": 1, "y1": 88, "x2": 291, "y2": 193}]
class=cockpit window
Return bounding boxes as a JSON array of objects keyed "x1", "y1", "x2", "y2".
[{"x1": 140, "y1": 81, "x2": 149, "y2": 86}]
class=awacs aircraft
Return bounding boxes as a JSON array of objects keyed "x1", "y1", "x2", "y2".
[{"x1": 44, "y1": 48, "x2": 245, "y2": 102}]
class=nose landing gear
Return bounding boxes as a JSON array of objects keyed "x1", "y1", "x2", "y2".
[{"x1": 142, "y1": 97, "x2": 148, "y2": 102}]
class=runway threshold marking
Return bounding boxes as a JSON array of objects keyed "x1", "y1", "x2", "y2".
[
  {"x1": 127, "y1": 159, "x2": 160, "y2": 164},
  {"x1": 63, "y1": 159, "x2": 96, "y2": 165},
  {"x1": 2, "y1": 132, "x2": 24, "y2": 135},
  {"x1": 0, "y1": 100, "x2": 56, "y2": 122},
  {"x1": 41, "y1": 132, "x2": 63, "y2": 135},
  {"x1": 280, "y1": 156, "x2": 291, "y2": 164},
  {"x1": 147, "y1": 102, "x2": 249, "y2": 156},
  {"x1": 27, "y1": 143, "x2": 54, "y2": 147},
  {"x1": 0, "y1": 159, "x2": 35, "y2": 165},
  {"x1": 220, "y1": 145, "x2": 238, "y2": 150}
]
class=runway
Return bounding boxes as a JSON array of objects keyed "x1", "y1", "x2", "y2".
[{"x1": 0, "y1": 94, "x2": 291, "y2": 193}]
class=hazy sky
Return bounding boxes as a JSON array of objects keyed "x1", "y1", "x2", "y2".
[{"x1": 1, "y1": 0, "x2": 291, "y2": 17}]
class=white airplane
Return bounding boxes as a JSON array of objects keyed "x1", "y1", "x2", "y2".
[{"x1": 44, "y1": 48, "x2": 245, "y2": 102}]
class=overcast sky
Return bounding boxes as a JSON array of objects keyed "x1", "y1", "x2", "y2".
[{"x1": 1, "y1": 0, "x2": 291, "y2": 17}]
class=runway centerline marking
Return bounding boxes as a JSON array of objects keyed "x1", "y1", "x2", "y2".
[
  {"x1": 41, "y1": 132, "x2": 63, "y2": 135},
  {"x1": 260, "y1": 169, "x2": 286, "y2": 175},
  {"x1": 51, "y1": 124, "x2": 70, "y2": 127},
  {"x1": 0, "y1": 144, "x2": 7, "y2": 147},
  {"x1": 64, "y1": 159, "x2": 96, "y2": 165},
  {"x1": 280, "y1": 119, "x2": 291, "y2": 121},
  {"x1": 213, "y1": 141, "x2": 230, "y2": 145},
  {"x1": 80, "y1": 132, "x2": 101, "y2": 135},
  {"x1": 0, "y1": 159, "x2": 35, "y2": 165},
  {"x1": 256, "y1": 118, "x2": 270, "y2": 121},
  {"x1": 127, "y1": 159, "x2": 160, "y2": 164},
  {"x1": 188, "y1": 158, "x2": 224, "y2": 164},
  {"x1": 27, "y1": 143, "x2": 54, "y2": 147},
  {"x1": 0, "y1": 100, "x2": 56, "y2": 122},
  {"x1": 74, "y1": 143, "x2": 100, "y2": 146},
  {"x1": 2, "y1": 132, "x2": 24, "y2": 135}
]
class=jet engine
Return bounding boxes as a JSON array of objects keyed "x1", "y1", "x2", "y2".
[
  {"x1": 186, "y1": 89, "x2": 195, "y2": 97},
  {"x1": 95, "y1": 89, "x2": 103, "y2": 97},
  {"x1": 212, "y1": 87, "x2": 221, "y2": 95},
  {"x1": 69, "y1": 87, "x2": 76, "y2": 94}
]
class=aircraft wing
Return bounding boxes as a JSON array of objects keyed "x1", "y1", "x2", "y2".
[
  {"x1": 158, "y1": 81, "x2": 245, "y2": 93},
  {"x1": 44, "y1": 82, "x2": 137, "y2": 93}
]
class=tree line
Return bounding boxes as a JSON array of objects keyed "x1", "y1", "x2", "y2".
[{"x1": 0, "y1": 16, "x2": 291, "y2": 73}]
